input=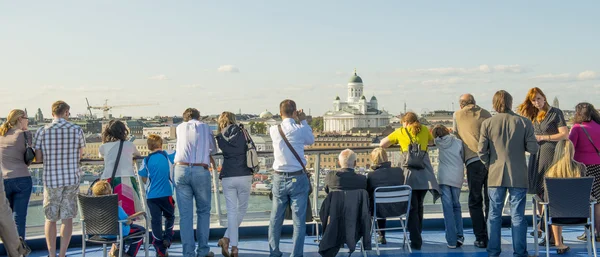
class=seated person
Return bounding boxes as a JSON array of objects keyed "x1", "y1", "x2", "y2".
[
  {"x1": 324, "y1": 149, "x2": 367, "y2": 193},
  {"x1": 366, "y1": 147, "x2": 406, "y2": 244},
  {"x1": 91, "y1": 180, "x2": 146, "y2": 257}
]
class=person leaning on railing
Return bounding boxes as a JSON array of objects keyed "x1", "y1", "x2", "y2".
[
  {"x1": 0, "y1": 109, "x2": 33, "y2": 240},
  {"x1": 569, "y1": 102, "x2": 600, "y2": 242},
  {"x1": 99, "y1": 120, "x2": 143, "y2": 216},
  {"x1": 215, "y1": 111, "x2": 254, "y2": 257},
  {"x1": 379, "y1": 111, "x2": 440, "y2": 251}
]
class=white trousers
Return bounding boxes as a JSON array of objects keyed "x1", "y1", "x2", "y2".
[{"x1": 222, "y1": 175, "x2": 252, "y2": 247}]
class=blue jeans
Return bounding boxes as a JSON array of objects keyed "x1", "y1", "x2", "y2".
[
  {"x1": 174, "y1": 165, "x2": 212, "y2": 257},
  {"x1": 440, "y1": 185, "x2": 464, "y2": 246},
  {"x1": 3, "y1": 176, "x2": 32, "y2": 239},
  {"x1": 487, "y1": 187, "x2": 528, "y2": 257},
  {"x1": 268, "y1": 172, "x2": 310, "y2": 257}
]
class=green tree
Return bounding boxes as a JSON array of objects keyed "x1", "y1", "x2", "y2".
[
  {"x1": 254, "y1": 122, "x2": 267, "y2": 134},
  {"x1": 248, "y1": 121, "x2": 256, "y2": 134},
  {"x1": 310, "y1": 116, "x2": 324, "y2": 132}
]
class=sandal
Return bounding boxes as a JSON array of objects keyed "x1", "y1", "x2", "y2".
[
  {"x1": 556, "y1": 246, "x2": 570, "y2": 254},
  {"x1": 530, "y1": 230, "x2": 543, "y2": 238}
]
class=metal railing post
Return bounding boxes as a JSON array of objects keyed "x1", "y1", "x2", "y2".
[
  {"x1": 313, "y1": 153, "x2": 320, "y2": 214},
  {"x1": 212, "y1": 158, "x2": 224, "y2": 226}
]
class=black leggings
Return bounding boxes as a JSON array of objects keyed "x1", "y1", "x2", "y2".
[{"x1": 407, "y1": 190, "x2": 428, "y2": 246}]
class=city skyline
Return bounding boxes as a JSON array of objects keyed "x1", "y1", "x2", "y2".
[{"x1": 2, "y1": 1, "x2": 600, "y2": 117}]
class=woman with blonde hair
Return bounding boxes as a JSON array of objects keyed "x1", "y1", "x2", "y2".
[
  {"x1": 517, "y1": 87, "x2": 568, "y2": 245},
  {"x1": 0, "y1": 109, "x2": 33, "y2": 239},
  {"x1": 379, "y1": 112, "x2": 440, "y2": 250},
  {"x1": 215, "y1": 111, "x2": 253, "y2": 257},
  {"x1": 544, "y1": 139, "x2": 585, "y2": 254}
]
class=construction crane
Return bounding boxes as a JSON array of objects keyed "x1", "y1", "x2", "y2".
[{"x1": 86, "y1": 98, "x2": 158, "y2": 119}]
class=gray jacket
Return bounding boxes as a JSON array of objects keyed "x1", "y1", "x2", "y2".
[
  {"x1": 435, "y1": 135, "x2": 464, "y2": 188},
  {"x1": 478, "y1": 111, "x2": 538, "y2": 188}
]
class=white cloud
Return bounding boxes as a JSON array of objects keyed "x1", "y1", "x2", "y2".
[
  {"x1": 577, "y1": 70, "x2": 598, "y2": 81},
  {"x1": 148, "y1": 74, "x2": 169, "y2": 80},
  {"x1": 420, "y1": 77, "x2": 491, "y2": 86},
  {"x1": 493, "y1": 64, "x2": 526, "y2": 73},
  {"x1": 412, "y1": 64, "x2": 527, "y2": 76},
  {"x1": 179, "y1": 85, "x2": 202, "y2": 89},
  {"x1": 530, "y1": 73, "x2": 572, "y2": 82},
  {"x1": 217, "y1": 65, "x2": 240, "y2": 73}
]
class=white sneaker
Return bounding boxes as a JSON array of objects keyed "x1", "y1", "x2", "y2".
[{"x1": 447, "y1": 245, "x2": 457, "y2": 249}]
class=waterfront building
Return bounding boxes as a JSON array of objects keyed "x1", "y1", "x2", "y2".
[
  {"x1": 323, "y1": 70, "x2": 392, "y2": 132},
  {"x1": 142, "y1": 126, "x2": 177, "y2": 139}
]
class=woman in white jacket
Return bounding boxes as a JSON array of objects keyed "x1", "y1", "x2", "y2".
[{"x1": 433, "y1": 125, "x2": 465, "y2": 249}]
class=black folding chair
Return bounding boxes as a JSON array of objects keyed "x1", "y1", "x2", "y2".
[
  {"x1": 533, "y1": 177, "x2": 597, "y2": 257},
  {"x1": 78, "y1": 194, "x2": 149, "y2": 257}
]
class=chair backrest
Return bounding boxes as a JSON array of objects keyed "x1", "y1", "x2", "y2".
[
  {"x1": 545, "y1": 177, "x2": 593, "y2": 219},
  {"x1": 78, "y1": 194, "x2": 120, "y2": 235},
  {"x1": 373, "y1": 185, "x2": 412, "y2": 218}
]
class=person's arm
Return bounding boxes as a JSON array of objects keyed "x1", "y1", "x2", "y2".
[
  {"x1": 138, "y1": 159, "x2": 149, "y2": 184},
  {"x1": 427, "y1": 129, "x2": 435, "y2": 146},
  {"x1": 524, "y1": 120, "x2": 539, "y2": 154},
  {"x1": 33, "y1": 128, "x2": 43, "y2": 162},
  {"x1": 379, "y1": 137, "x2": 392, "y2": 148},
  {"x1": 569, "y1": 126, "x2": 579, "y2": 149},
  {"x1": 35, "y1": 149, "x2": 43, "y2": 163},
  {"x1": 380, "y1": 129, "x2": 399, "y2": 149},
  {"x1": 300, "y1": 120, "x2": 315, "y2": 145},
  {"x1": 126, "y1": 211, "x2": 146, "y2": 224},
  {"x1": 78, "y1": 129, "x2": 86, "y2": 159},
  {"x1": 477, "y1": 122, "x2": 490, "y2": 165},
  {"x1": 452, "y1": 113, "x2": 459, "y2": 137}
]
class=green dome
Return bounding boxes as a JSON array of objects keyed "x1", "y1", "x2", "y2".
[
  {"x1": 360, "y1": 95, "x2": 366, "y2": 100},
  {"x1": 371, "y1": 95, "x2": 377, "y2": 101},
  {"x1": 349, "y1": 73, "x2": 363, "y2": 83},
  {"x1": 335, "y1": 96, "x2": 340, "y2": 100}
]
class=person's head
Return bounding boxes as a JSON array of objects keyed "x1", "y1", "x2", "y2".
[
  {"x1": 279, "y1": 99, "x2": 297, "y2": 119},
  {"x1": 492, "y1": 90, "x2": 513, "y2": 113},
  {"x1": 338, "y1": 149, "x2": 357, "y2": 169},
  {"x1": 546, "y1": 139, "x2": 584, "y2": 179},
  {"x1": 218, "y1": 111, "x2": 237, "y2": 131},
  {"x1": 0, "y1": 109, "x2": 28, "y2": 136},
  {"x1": 91, "y1": 180, "x2": 112, "y2": 196},
  {"x1": 517, "y1": 87, "x2": 549, "y2": 122},
  {"x1": 573, "y1": 102, "x2": 600, "y2": 124},
  {"x1": 459, "y1": 94, "x2": 476, "y2": 109},
  {"x1": 182, "y1": 108, "x2": 200, "y2": 122},
  {"x1": 52, "y1": 100, "x2": 70, "y2": 119},
  {"x1": 147, "y1": 134, "x2": 163, "y2": 151},
  {"x1": 401, "y1": 112, "x2": 421, "y2": 135},
  {"x1": 432, "y1": 124, "x2": 450, "y2": 138},
  {"x1": 370, "y1": 147, "x2": 388, "y2": 167},
  {"x1": 102, "y1": 119, "x2": 129, "y2": 143}
]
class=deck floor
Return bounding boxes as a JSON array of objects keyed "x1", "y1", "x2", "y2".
[{"x1": 30, "y1": 226, "x2": 598, "y2": 257}]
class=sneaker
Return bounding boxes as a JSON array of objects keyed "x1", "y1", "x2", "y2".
[
  {"x1": 163, "y1": 239, "x2": 172, "y2": 249},
  {"x1": 456, "y1": 236, "x2": 464, "y2": 247},
  {"x1": 377, "y1": 236, "x2": 387, "y2": 245},
  {"x1": 447, "y1": 244, "x2": 457, "y2": 249}
]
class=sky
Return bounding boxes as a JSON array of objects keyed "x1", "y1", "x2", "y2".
[{"x1": 1, "y1": 1, "x2": 600, "y2": 118}]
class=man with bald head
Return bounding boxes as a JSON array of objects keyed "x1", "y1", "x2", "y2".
[
  {"x1": 324, "y1": 149, "x2": 367, "y2": 193},
  {"x1": 453, "y1": 94, "x2": 492, "y2": 248}
]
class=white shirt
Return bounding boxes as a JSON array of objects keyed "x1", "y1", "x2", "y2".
[
  {"x1": 99, "y1": 141, "x2": 141, "y2": 179},
  {"x1": 270, "y1": 118, "x2": 315, "y2": 172},
  {"x1": 174, "y1": 119, "x2": 216, "y2": 164}
]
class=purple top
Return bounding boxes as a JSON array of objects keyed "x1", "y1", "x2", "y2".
[{"x1": 569, "y1": 121, "x2": 600, "y2": 165}]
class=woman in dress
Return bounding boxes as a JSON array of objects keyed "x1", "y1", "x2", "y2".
[
  {"x1": 216, "y1": 112, "x2": 253, "y2": 257},
  {"x1": 517, "y1": 87, "x2": 568, "y2": 244},
  {"x1": 569, "y1": 102, "x2": 600, "y2": 241},
  {"x1": 380, "y1": 112, "x2": 440, "y2": 250},
  {"x1": 99, "y1": 119, "x2": 143, "y2": 215},
  {"x1": 544, "y1": 139, "x2": 586, "y2": 254},
  {"x1": 0, "y1": 109, "x2": 33, "y2": 239}
]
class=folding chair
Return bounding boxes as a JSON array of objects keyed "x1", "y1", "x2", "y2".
[
  {"x1": 78, "y1": 194, "x2": 150, "y2": 257},
  {"x1": 533, "y1": 177, "x2": 597, "y2": 257},
  {"x1": 371, "y1": 185, "x2": 412, "y2": 255}
]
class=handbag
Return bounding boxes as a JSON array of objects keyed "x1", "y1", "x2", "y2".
[
  {"x1": 240, "y1": 124, "x2": 260, "y2": 172},
  {"x1": 402, "y1": 127, "x2": 427, "y2": 169},
  {"x1": 22, "y1": 132, "x2": 35, "y2": 165},
  {"x1": 580, "y1": 125, "x2": 600, "y2": 157}
]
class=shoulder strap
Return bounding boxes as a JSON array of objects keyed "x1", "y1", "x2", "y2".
[
  {"x1": 22, "y1": 131, "x2": 30, "y2": 148},
  {"x1": 580, "y1": 125, "x2": 600, "y2": 155},
  {"x1": 110, "y1": 140, "x2": 125, "y2": 191},
  {"x1": 404, "y1": 127, "x2": 417, "y2": 144},
  {"x1": 277, "y1": 125, "x2": 306, "y2": 172}
]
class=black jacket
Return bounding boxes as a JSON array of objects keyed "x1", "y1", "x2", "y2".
[
  {"x1": 215, "y1": 124, "x2": 253, "y2": 179},
  {"x1": 324, "y1": 168, "x2": 367, "y2": 193},
  {"x1": 318, "y1": 189, "x2": 372, "y2": 257},
  {"x1": 366, "y1": 162, "x2": 408, "y2": 218}
]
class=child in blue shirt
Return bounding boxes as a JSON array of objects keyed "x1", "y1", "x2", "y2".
[
  {"x1": 91, "y1": 180, "x2": 146, "y2": 257},
  {"x1": 138, "y1": 135, "x2": 176, "y2": 257}
]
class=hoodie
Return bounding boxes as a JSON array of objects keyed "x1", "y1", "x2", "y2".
[
  {"x1": 434, "y1": 134, "x2": 464, "y2": 188},
  {"x1": 215, "y1": 124, "x2": 253, "y2": 179}
]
